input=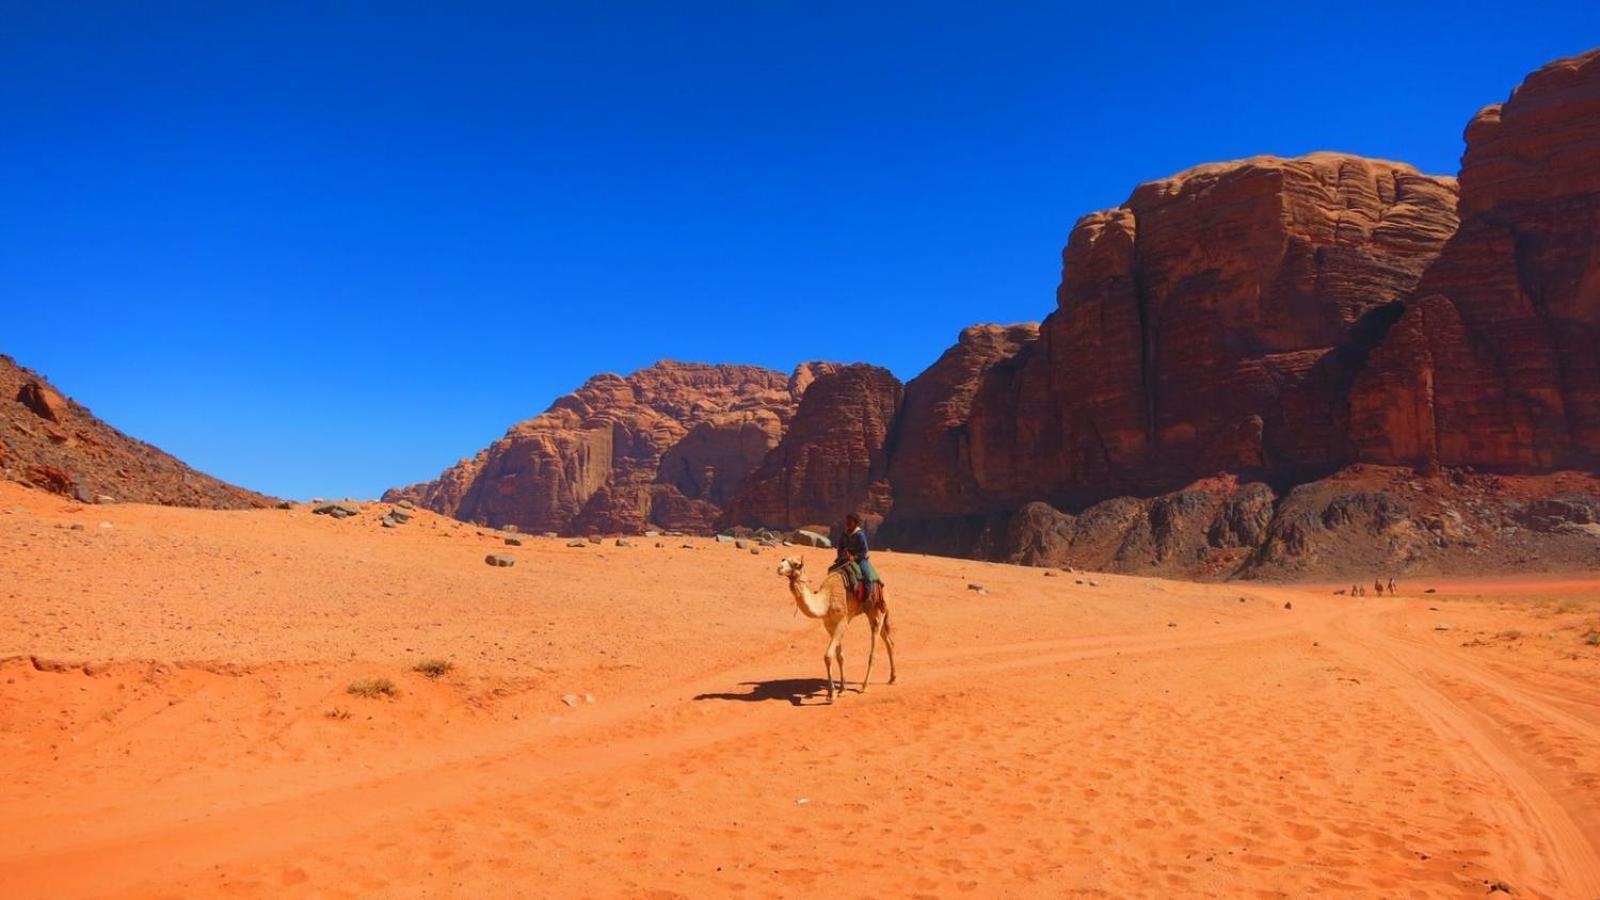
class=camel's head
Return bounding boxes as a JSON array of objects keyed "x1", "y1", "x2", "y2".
[{"x1": 777, "y1": 556, "x2": 804, "y2": 579}]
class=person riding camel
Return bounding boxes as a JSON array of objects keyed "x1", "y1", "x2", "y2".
[{"x1": 831, "y1": 512, "x2": 882, "y2": 609}]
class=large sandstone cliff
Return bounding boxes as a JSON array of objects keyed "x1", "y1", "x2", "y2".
[
  {"x1": 1350, "y1": 47, "x2": 1600, "y2": 472},
  {"x1": 384, "y1": 362, "x2": 799, "y2": 534},
  {"x1": 879, "y1": 153, "x2": 1460, "y2": 552},
  {"x1": 879, "y1": 47, "x2": 1600, "y2": 579},
  {"x1": 0, "y1": 355, "x2": 269, "y2": 509}
]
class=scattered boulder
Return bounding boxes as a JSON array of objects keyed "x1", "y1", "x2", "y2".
[
  {"x1": 15, "y1": 379, "x2": 69, "y2": 422},
  {"x1": 715, "y1": 534, "x2": 734, "y2": 543},
  {"x1": 387, "y1": 508, "x2": 413, "y2": 523},
  {"x1": 396, "y1": 498, "x2": 416, "y2": 510},
  {"x1": 313, "y1": 502, "x2": 359, "y2": 519},
  {"x1": 381, "y1": 515, "x2": 399, "y2": 528},
  {"x1": 587, "y1": 535, "x2": 603, "y2": 545},
  {"x1": 93, "y1": 494, "x2": 115, "y2": 504},
  {"x1": 541, "y1": 531, "x2": 558, "y2": 538},
  {"x1": 72, "y1": 484, "x2": 94, "y2": 504},
  {"x1": 615, "y1": 538, "x2": 632, "y2": 547},
  {"x1": 505, "y1": 536, "x2": 523, "y2": 546},
  {"x1": 749, "y1": 547, "x2": 762, "y2": 555},
  {"x1": 485, "y1": 554, "x2": 516, "y2": 567},
  {"x1": 566, "y1": 540, "x2": 587, "y2": 548},
  {"x1": 734, "y1": 539, "x2": 749, "y2": 550},
  {"x1": 275, "y1": 500, "x2": 294, "y2": 510}
]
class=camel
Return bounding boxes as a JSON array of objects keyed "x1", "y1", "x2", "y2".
[{"x1": 777, "y1": 556, "x2": 897, "y2": 703}]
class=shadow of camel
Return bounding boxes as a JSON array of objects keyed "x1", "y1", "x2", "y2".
[{"x1": 693, "y1": 677, "x2": 841, "y2": 706}]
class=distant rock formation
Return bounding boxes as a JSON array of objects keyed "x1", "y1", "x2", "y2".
[
  {"x1": 720, "y1": 364, "x2": 903, "y2": 531},
  {"x1": 384, "y1": 362, "x2": 799, "y2": 534},
  {"x1": 0, "y1": 355, "x2": 269, "y2": 509},
  {"x1": 387, "y1": 46, "x2": 1600, "y2": 580}
]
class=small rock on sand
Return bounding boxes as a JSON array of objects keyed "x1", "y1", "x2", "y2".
[
  {"x1": 70, "y1": 523, "x2": 85, "y2": 531},
  {"x1": 1043, "y1": 570, "x2": 1057, "y2": 577},
  {"x1": 1087, "y1": 580, "x2": 1099, "y2": 587},
  {"x1": 485, "y1": 554, "x2": 515, "y2": 567},
  {"x1": 587, "y1": 535, "x2": 603, "y2": 545},
  {"x1": 561, "y1": 694, "x2": 579, "y2": 707},
  {"x1": 749, "y1": 547, "x2": 761, "y2": 555},
  {"x1": 1283, "y1": 601, "x2": 1293, "y2": 610},
  {"x1": 615, "y1": 539, "x2": 631, "y2": 547},
  {"x1": 967, "y1": 583, "x2": 986, "y2": 592},
  {"x1": 566, "y1": 540, "x2": 587, "y2": 548},
  {"x1": 504, "y1": 536, "x2": 523, "y2": 546},
  {"x1": 734, "y1": 539, "x2": 749, "y2": 550}
]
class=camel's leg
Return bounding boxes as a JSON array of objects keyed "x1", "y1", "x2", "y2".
[
  {"x1": 880, "y1": 597, "x2": 898, "y2": 685},
  {"x1": 834, "y1": 633, "x2": 846, "y2": 696},
  {"x1": 823, "y1": 621, "x2": 845, "y2": 703},
  {"x1": 861, "y1": 611, "x2": 879, "y2": 693}
]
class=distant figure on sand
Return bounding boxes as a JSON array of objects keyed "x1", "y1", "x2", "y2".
[
  {"x1": 1374, "y1": 578, "x2": 1384, "y2": 597},
  {"x1": 1388, "y1": 577, "x2": 1397, "y2": 594}
]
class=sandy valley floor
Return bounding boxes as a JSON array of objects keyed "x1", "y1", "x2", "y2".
[{"x1": 1, "y1": 481, "x2": 1598, "y2": 898}]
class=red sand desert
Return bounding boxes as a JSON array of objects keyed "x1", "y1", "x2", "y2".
[{"x1": 2, "y1": 480, "x2": 1598, "y2": 898}]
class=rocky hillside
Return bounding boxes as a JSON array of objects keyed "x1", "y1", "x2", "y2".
[
  {"x1": 0, "y1": 355, "x2": 269, "y2": 509},
  {"x1": 384, "y1": 362, "x2": 804, "y2": 534}
]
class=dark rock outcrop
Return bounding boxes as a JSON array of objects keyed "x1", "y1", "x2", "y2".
[{"x1": 720, "y1": 364, "x2": 903, "y2": 531}]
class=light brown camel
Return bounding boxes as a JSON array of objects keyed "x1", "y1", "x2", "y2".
[{"x1": 777, "y1": 556, "x2": 897, "y2": 703}]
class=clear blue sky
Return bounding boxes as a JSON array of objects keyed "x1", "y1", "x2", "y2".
[{"x1": 5, "y1": 3, "x2": 1597, "y2": 499}]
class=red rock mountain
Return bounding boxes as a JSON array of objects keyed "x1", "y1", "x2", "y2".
[
  {"x1": 385, "y1": 362, "x2": 802, "y2": 534},
  {"x1": 879, "y1": 153, "x2": 1460, "y2": 549},
  {"x1": 877, "y1": 47, "x2": 1600, "y2": 578},
  {"x1": 0, "y1": 355, "x2": 269, "y2": 509},
  {"x1": 720, "y1": 364, "x2": 903, "y2": 531}
]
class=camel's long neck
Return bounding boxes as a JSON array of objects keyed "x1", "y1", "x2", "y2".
[{"x1": 788, "y1": 574, "x2": 830, "y2": 618}]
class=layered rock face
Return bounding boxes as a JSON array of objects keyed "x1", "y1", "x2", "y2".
[
  {"x1": 1351, "y1": 47, "x2": 1600, "y2": 471},
  {"x1": 720, "y1": 364, "x2": 903, "y2": 531},
  {"x1": 385, "y1": 362, "x2": 797, "y2": 534},
  {"x1": 0, "y1": 354, "x2": 269, "y2": 509},
  {"x1": 881, "y1": 153, "x2": 1460, "y2": 549}
]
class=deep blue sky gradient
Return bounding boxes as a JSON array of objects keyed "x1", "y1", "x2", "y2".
[{"x1": 5, "y1": 2, "x2": 1598, "y2": 498}]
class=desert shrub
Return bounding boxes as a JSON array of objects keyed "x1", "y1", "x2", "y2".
[
  {"x1": 412, "y1": 659, "x2": 454, "y2": 679},
  {"x1": 348, "y1": 677, "x2": 397, "y2": 698}
]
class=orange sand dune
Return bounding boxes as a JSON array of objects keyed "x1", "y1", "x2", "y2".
[{"x1": 1, "y1": 480, "x2": 1597, "y2": 898}]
